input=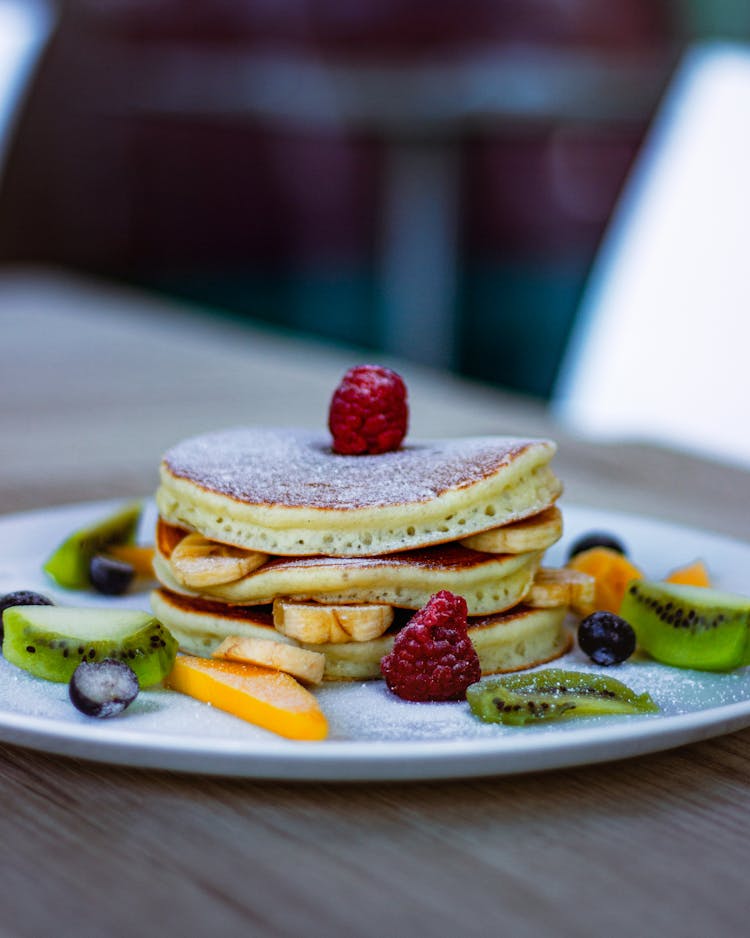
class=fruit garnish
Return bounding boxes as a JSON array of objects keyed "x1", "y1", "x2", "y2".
[
  {"x1": 460, "y1": 505, "x2": 563, "y2": 554},
  {"x1": 273, "y1": 599, "x2": 394, "y2": 644},
  {"x1": 166, "y1": 655, "x2": 328, "y2": 741},
  {"x1": 567, "y1": 546, "x2": 643, "y2": 614},
  {"x1": 107, "y1": 544, "x2": 155, "y2": 577},
  {"x1": 169, "y1": 533, "x2": 267, "y2": 588},
  {"x1": 620, "y1": 580, "x2": 750, "y2": 671},
  {"x1": 664, "y1": 560, "x2": 711, "y2": 588},
  {"x1": 467, "y1": 669, "x2": 658, "y2": 726},
  {"x1": 43, "y1": 501, "x2": 142, "y2": 589},
  {"x1": 567, "y1": 531, "x2": 627, "y2": 561},
  {"x1": 526, "y1": 567, "x2": 596, "y2": 616},
  {"x1": 380, "y1": 590, "x2": 480, "y2": 702},
  {"x1": 89, "y1": 554, "x2": 135, "y2": 596},
  {"x1": 328, "y1": 364, "x2": 408, "y2": 455},
  {"x1": 213, "y1": 635, "x2": 325, "y2": 685},
  {"x1": 69, "y1": 659, "x2": 139, "y2": 718},
  {"x1": 2, "y1": 605, "x2": 177, "y2": 687},
  {"x1": 0, "y1": 590, "x2": 54, "y2": 643},
  {"x1": 577, "y1": 611, "x2": 636, "y2": 665}
]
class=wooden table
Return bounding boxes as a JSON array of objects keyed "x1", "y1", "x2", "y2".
[{"x1": 2, "y1": 268, "x2": 750, "y2": 937}]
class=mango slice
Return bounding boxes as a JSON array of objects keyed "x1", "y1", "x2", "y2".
[
  {"x1": 664, "y1": 560, "x2": 711, "y2": 588},
  {"x1": 166, "y1": 655, "x2": 328, "y2": 741},
  {"x1": 108, "y1": 544, "x2": 155, "y2": 577},
  {"x1": 567, "y1": 547, "x2": 643, "y2": 614}
]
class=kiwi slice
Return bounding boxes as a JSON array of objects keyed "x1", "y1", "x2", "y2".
[
  {"x1": 44, "y1": 502, "x2": 142, "y2": 589},
  {"x1": 2, "y1": 605, "x2": 177, "y2": 687},
  {"x1": 620, "y1": 580, "x2": 750, "y2": 671},
  {"x1": 467, "y1": 668, "x2": 658, "y2": 726}
]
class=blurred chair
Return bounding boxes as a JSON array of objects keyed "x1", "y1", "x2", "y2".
[
  {"x1": 122, "y1": 39, "x2": 661, "y2": 369},
  {"x1": 552, "y1": 42, "x2": 750, "y2": 469},
  {"x1": 0, "y1": 0, "x2": 54, "y2": 181}
]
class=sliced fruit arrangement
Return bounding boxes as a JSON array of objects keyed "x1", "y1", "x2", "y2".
[
  {"x1": 2, "y1": 604, "x2": 177, "y2": 687},
  {"x1": 620, "y1": 580, "x2": 750, "y2": 671},
  {"x1": 565, "y1": 529, "x2": 748, "y2": 672},
  {"x1": 166, "y1": 655, "x2": 328, "y2": 741},
  {"x1": 43, "y1": 502, "x2": 155, "y2": 595},
  {"x1": 467, "y1": 668, "x2": 658, "y2": 726}
]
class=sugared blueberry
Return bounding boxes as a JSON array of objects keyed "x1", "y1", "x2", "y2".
[
  {"x1": 69, "y1": 659, "x2": 139, "y2": 718},
  {"x1": 89, "y1": 554, "x2": 135, "y2": 595},
  {"x1": 0, "y1": 590, "x2": 54, "y2": 644},
  {"x1": 567, "y1": 531, "x2": 627, "y2": 561},
  {"x1": 578, "y1": 611, "x2": 636, "y2": 666}
]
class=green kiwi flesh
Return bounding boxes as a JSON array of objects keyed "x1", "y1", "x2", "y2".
[
  {"x1": 620, "y1": 580, "x2": 750, "y2": 671},
  {"x1": 43, "y1": 501, "x2": 142, "y2": 589},
  {"x1": 2, "y1": 606, "x2": 177, "y2": 687},
  {"x1": 467, "y1": 668, "x2": 658, "y2": 726}
]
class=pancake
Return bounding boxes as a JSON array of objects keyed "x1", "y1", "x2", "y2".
[
  {"x1": 154, "y1": 521, "x2": 543, "y2": 616},
  {"x1": 151, "y1": 589, "x2": 572, "y2": 681},
  {"x1": 156, "y1": 428, "x2": 562, "y2": 557}
]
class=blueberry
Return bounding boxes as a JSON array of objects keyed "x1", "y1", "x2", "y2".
[
  {"x1": 0, "y1": 590, "x2": 54, "y2": 644},
  {"x1": 89, "y1": 555, "x2": 135, "y2": 595},
  {"x1": 69, "y1": 659, "x2": 139, "y2": 718},
  {"x1": 578, "y1": 611, "x2": 636, "y2": 666},
  {"x1": 567, "y1": 531, "x2": 627, "y2": 561}
]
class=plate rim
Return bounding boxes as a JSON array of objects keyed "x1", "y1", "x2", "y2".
[{"x1": 1, "y1": 498, "x2": 749, "y2": 780}]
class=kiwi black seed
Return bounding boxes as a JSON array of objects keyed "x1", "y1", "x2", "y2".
[
  {"x1": 69, "y1": 659, "x2": 139, "y2": 718},
  {"x1": 620, "y1": 579, "x2": 750, "y2": 671},
  {"x1": 466, "y1": 668, "x2": 657, "y2": 725},
  {"x1": 567, "y1": 531, "x2": 627, "y2": 561},
  {"x1": 2, "y1": 606, "x2": 177, "y2": 687}
]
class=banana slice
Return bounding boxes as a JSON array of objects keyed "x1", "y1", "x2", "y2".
[
  {"x1": 460, "y1": 506, "x2": 563, "y2": 554},
  {"x1": 170, "y1": 533, "x2": 267, "y2": 588},
  {"x1": 526, "y1": 567, "x2": 595, "y2": 616},
  {"x1": 213, "y1": 635, "x2": 326, "y2": 685},
  {"x1": 273, "y1": 599, "x2": 394, "y2": 644}
]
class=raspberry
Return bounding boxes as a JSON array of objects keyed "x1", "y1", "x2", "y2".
[
  {"x1": 328, "y1": 365, "x2": 408, "y2": 455},
  {"x1": 380, "y1": 591, "x2": 481, "y2": 702}
]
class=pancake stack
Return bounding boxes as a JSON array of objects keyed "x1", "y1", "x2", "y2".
[{"x1": 151, "y1": 427, "x2": 578, "y2": 681}]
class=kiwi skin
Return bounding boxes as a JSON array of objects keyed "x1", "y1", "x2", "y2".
[
  {"x1": 2, "y1": 607, "x2": 177, "y2": 687},
  {"x1": 620, "y1": 580, "x2": 750, "y2": 671},
  {"x1": 467, "y1": 668, "x2": 657, "y2": 725},
  {"x1": 43, "y1": 501, "x2": 142, "y2": 590}
]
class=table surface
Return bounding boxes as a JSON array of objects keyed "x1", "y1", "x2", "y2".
[{"x1": 2, "y1": 268, "x2": 750, "y2": 937}]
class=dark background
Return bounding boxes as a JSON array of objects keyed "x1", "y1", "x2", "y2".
[{"x1": 2, "y1": 0, "x2": 749, "y2": 397}]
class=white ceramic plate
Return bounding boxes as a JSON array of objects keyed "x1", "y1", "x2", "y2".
[{"x1": 1, "y1": 500, "x2": 749, "y2": 781}]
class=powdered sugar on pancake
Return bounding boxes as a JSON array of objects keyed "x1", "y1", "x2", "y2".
[{"x1": 162, "y1": 428, "x2": 554, "y2": 511}]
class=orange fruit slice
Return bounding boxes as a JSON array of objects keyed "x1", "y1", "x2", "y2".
[
  {"x1": 108, "y1": 544, "x2": 155, "y2": 577},
  {"x1": 166, "y1": 655, "x2": 328, "y2": 741},
  {"x1": 567, "y1": 547, "x2": 643, "y2": 614},
  {"x1": 664, "y1": 559, "x2": 711, "y2": 588}
]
